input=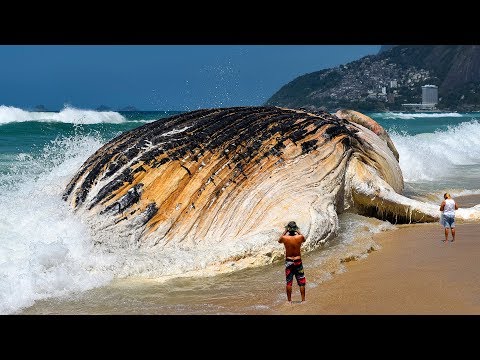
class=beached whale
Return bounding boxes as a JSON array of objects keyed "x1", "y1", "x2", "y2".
[{"x1": 63, "y1": 106, "x2": 480, "y2": 272}]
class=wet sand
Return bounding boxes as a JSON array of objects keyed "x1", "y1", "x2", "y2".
[{"x1": 280, "y1": 221, "x2": 480, "y2": 314}]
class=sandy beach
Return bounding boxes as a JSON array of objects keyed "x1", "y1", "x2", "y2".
[
  {"x1": 20, "y1": 197, "x2": 480, "y2": 315},
  {"x1": 22, "y1": 221, "x2": 480, "y2": 315},
  {"x1": 280, "y1": 212, "x2": 480, "y2": 314}
]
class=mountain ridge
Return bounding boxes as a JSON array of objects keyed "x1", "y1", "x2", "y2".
[{"x1": 266, "y1": 45, "x2": 480, "y2": 112}]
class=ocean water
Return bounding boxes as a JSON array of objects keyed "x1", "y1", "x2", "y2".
[{"x1": 1, "y1": 106, "x2": 480, "y2": 314}]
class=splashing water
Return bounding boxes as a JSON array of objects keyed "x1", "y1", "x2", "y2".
[
  {"x1": 0, "y1": 132, "x2": 118, "y2": 314},
  {"x1": 0, "y1": 105, "x2": 126, "y2": 125}
]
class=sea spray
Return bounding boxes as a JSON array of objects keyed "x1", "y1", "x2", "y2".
[
  {"x1": 0, "y1": 105, "x2": 126, "y2": 124},
  {"x1": 390, "y1": 120, "x2": 480, "y2": 184},
  {"x1": 371, "y1": 112, "x2": 464, "y2": 120},
  {"x1": 0, "y1": 132, "x2": 117, "y2": 314}
]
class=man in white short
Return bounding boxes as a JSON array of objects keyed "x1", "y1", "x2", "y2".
[{"x1": 440, "y1": 193, "x2": 458, "y2": 242}]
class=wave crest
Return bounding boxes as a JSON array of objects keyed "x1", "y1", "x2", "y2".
[
  {"x1": 0, "y1": 105, "x2": 126, "y2": 125},
  {"x1": 392, "y1": 120, "x2": 480, "y2": 182},
  {"x1": 372, "y1": 112, "x2": 464, "y2": 120}
]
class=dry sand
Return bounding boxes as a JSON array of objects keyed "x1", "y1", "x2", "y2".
[{"x1": 279, "y1": 220, "x2": 480, "y2": 314}]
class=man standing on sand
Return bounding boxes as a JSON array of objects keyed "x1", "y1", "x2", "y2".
[
  {"x1": 440, "y1": 193, "x2": 458, "y2": 242},
  {"x1": 278, "y1": 221, "x2": 306, "y2": 302}
]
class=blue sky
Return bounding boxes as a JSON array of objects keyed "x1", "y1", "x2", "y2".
[{"x1": 0, "y1": 45, "x2": 380, "y2": 111}]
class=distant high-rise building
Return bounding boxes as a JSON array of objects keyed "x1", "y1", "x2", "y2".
[{"x1": 422, "y1": 85, "x2": 438, "y2": 105}]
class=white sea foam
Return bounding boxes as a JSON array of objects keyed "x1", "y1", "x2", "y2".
[
  {"x1": 0, "y1": 105, "x2": 126, "y2": 124},
  {"x1": 0, "y1": 134, "x2": 118, "y2": 314},
  {"x1": 453, "y1": 189, "x2": 480, "y2": 197},
  {"x1": 373, "y1": 112, "x2": 464, "y2": 120},
  {"x1": 391, "y1": 120, "x2": 480, "y2": 183}
]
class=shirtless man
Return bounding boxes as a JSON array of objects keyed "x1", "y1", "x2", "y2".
[{"x1": 278, "y1": 221, "x2": 306, "y2": 302}]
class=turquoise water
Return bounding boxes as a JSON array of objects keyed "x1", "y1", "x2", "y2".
[
  {"x1": 1, "y1": 106, "x2": 480, "y2": 314},
  {"x1": 0, "y1": 109, "x2": 179, "y2": 159},
  {"x1": 367, "y1": 111, "x2": 477, "y2": 135}
]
